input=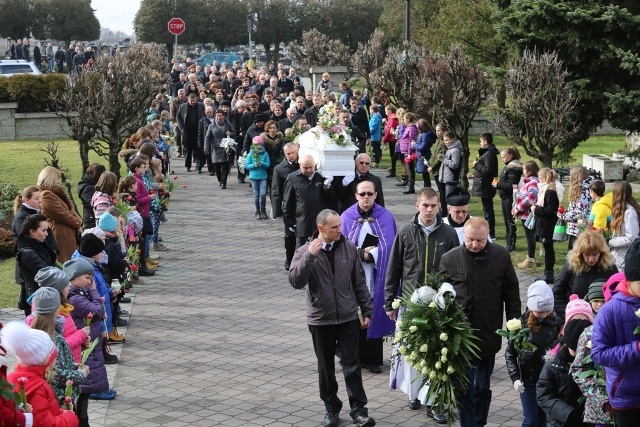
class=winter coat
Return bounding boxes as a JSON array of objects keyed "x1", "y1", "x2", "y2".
[
  {"x1": 245, "y1": 146, "x2": 271, "y2": 180},
  {"x1": 369, "y1": 113, "x2": 382, "y2": 141},
  {"x1": 415, "y1": 130, "x2": 436, "y2": 174},
  {"x1": 242, "y1": 123, "x2": 265, "y2": 153},
  {"x1": 176, "y1": 102, "x2": 205, "y2": 149},
  {"x1": 77, "y1": 173, "x2": 98, "y2": 228},
  {"x1": 289, "y1": 235, "x2": 373, "y2": 326},
  {"x1": 90, "y1": 191, "x2": 114, "y2": 222},
  {"x1": 533, "y1": 189, "x2": 559, "y2": 241},
  {"x1": 0, "y1": 363, "x2": 26, "y2": 426},
  {"x1": 591, "y1": 282, "x2": 640, "y2": 410},
  {"x1": 34, "y1": 46, "x2": 42, "y2": 67},
  {"x1": 496, "y1": 160, "x2": 523, "y2": 200},
  {"x1": 384, "y1": 214, "x2": 459, "y2": 311},
  {"x1": 570, "y1": 325, "x2": 614, "y2": 424},
  {"x1": 429, "y1": 138, "x2": 446, "y2": 175},
  {"x1": 514, "y1": 176, "x2": 539, "y2": 220},
  {"x1": 40, "y1": 186, "x2": 83, "y2": 262},
  {"x1": 12, "y1": 203, "x2": 58, "y2": 283},
  {"x1": 590, "y1": 193, "x2": 613, "y2": 229},
  {"x1": 398, "y1": 123, "x2": 418, "y2": 154},
  {"x1": 439, "y1": 243, "x2": 522, "y2": 357},
  {"x1": 472, "y1": 144, "x2": 499, "y2": 198},
  {"x1": 197, "y1": 116, "x2": 213, "y2": 149},
  {"x1": 505, "y1": 312, "x2": 561, "y2": 382},
  {"x1": 536, "y1": 346, "x2": 585, "y2": 427},
  {"x1": 133, "y1": 173, "x2": 152, "y2": 218},
  {"x1": 553, "y1": 262, "x2": 619, "y2": 321},
  {"x1": 260, "y1": 131, "x2": 284, "y2": 173},
  {"x1": 25, "y1": 317, "x2": 85, "y2": 401},
  {"x1": 60, "y1": 304, "x2": 88, "y2": 363},
  {"x1": 205, "y1": 119, "x2": 236, "y2": 163},
  {"x1": 271, "y1": 159, "x2": 300, "y2": 218},
  {"x1": 339, "y1": 88, "x2": 353, "y2": 107},
  {"x1": 565, "y1": 177, "x2": 593, "y2": 237},
  {"x1": 282, "y1": 171, "x2": 332, "y2": 239},
  {"x1": 438, "y1": 140, "x2": 463, "y2": 184},
  {"x1": 335, "y1": 171, "x2": 385, "y2": 213},
  {"x1": 609, "y1": 204, "x2": 640, "y2": 271},
  {"x1": 72, "y1": 252, "x2": 113, "y2": 334},
  {"x1": 103, "y1": 232, "x2": 127, "y2": 283},
  {"x1": 15, "y1": 235, "x2": 57, "y2": 299},
  {"x1": 67, "y1": 285, "x2": 109, "y2": 395},
  {"x1": 382, "y1": 114, "x2": 399, "y2": 143},
  {"x1": 7, "y1": 365, "x2": 79, "y2": 427}
]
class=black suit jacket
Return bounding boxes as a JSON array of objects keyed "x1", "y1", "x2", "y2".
[
  {"x1": 335, "y1": 171, "x2": 385, "y2": 214},
  {"x1": 271, "y1": 159, "x2": 300, "y2": 217}
]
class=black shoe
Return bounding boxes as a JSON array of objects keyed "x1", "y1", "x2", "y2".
[
  {"x1": 255, "y1": 211, "x2": 262, "y2": 220},
  {"x1": 119, "y1": 309, "x2": 129, "y2": 315},
  {"x1": 402, "y1": 187, "x2": 415, "y2": 194},
  {"x1": 186, "y1": 167, "x2": 191, "y2": 172},
  {"x1": 238, "y1": 178, "x2": 245, "y2": 184},
  {"x1": 218, "y1": 182, "x2": 222, "y2": 187},
  {"x1": 426, "y1": 407, "x2": 447, "y2": 424},
  {"x1": 385, "y1": 172, "x2": 396, "y2": 178},
  {"x1": 352, "y1": 415, "x2": 376, "y2": 427},
  {"x1": 367, "y1": 365, "x2": 382, "y2": 374},
  {"x1": 408, "y1": 399, "x2": 420, "y2": 410},
  {"x1": 221, "y1": 184, "x2": 226, "y2": 189},
  {"x1": 284, "y1": 260, "x2": 291, "y2": 271},
  {"x1": 120, "y1": 297, "x2": 131, "y2": 304},
  {"x1": 323, "y1": 412, "x2": 339, "y2": 427},
  {"x1": 395, "y1": 176, "x2": 408, "y2": 186},
  {"x1": 197, "y1": 169, "x2": 202, "y2": 174},
  {"x1": 103, "y1": 353, "x2": 119, "y2": 364},
  {"x1": 260, "y1": 210, "x2": 268, "y2": 219},
  {"x1": 209, "y1": 172, "x2": 215, "y2": 176},
  {"x1": 139, "y1": 267, "x2": 155, "y2": 277},
  {"x1": 116, "y1": 318, "x2": 128, "y2": 326}
]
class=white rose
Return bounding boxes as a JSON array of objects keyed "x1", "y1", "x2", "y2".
[
  {"x1": 420, "y1": 359, "x2": 427, "y2": 367},
  {"x1": 586, "y1": 340, "x2": 592, "y2": 349},
  {"x1": 429, "y1": 301, "x2": 437, "y2": 308},
  {"x1": 440, "y1": 333, "x2": 448, "y2": 341},
  {"x1": 409, "y1": 325, "x2": 418, "y2": 333},
  {"x1": 395, "y1": 331, "x2": 403, "y2": 340},
  {"x1": 447, "y1": 366, "x2": 455, "y2": 374},
  {"x1": 441, "y1": 347, "x2": 448, "y2": 356},
  {"x1": 411, "y1": 351, "x2": 419, "y2": 360},
  {"x1": 506, "y1": 318, "x2": 523, "y2": 332},
  {"x1": 440, "y1": 355, "x2": 447, "y2": 363},
  {"x1": 396, "y1": 320, "x2": 403, "y2": 328},
  {"x1": 419, "y1": 344, "x2": 428, "y2": 353},
  {"x1": 391, "y1": 299, "x2": 402, "y2": 309},
  {"x1": 422, "y1": 367, "x2": 429, "y2": 375},
  {"x1": 399, "y1": 345, "x2": 407, "y2": 355},
  {"x1": 430, "y1": 371, "x2": 437, "y2": 379},
  {"x1": 441, "y1": 373, "x2": 448, "y2": 381},
  {"x1": 435, "y1": 361, "x2": 442, "y2": 370},
  {"x1": 636, "y1": 308, "x2": 640, "y2": 318}
]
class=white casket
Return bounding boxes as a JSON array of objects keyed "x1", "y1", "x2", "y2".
[{"x1": 297, "y1": 128, "x2": 358, "y2": 176}]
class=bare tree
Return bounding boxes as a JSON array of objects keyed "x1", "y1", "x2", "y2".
[
  {"x1": 421, "y1": 44, "x2": 491, "y2": 189},
  {"x1": 287, "y1": 29, "x2": 354, "y2": 79},
  {"x1": 351, "y1": 28, "x2": 387, "y2": 91},
  {"x1": 53, "y1": 44, "x2": 167, "y2": 177},
  {"x1": 38, "y1": 141, "x2": 78, "y2": 213},
  {"x1": 495, "y1": 48, "x2": 579, "y2": 168}
]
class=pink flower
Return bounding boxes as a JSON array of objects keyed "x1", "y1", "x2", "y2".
[
  {"x1": 182, "y1": 185, "x2": 187, "y2": 189},
  {"x1": 330, "y1": 125, "x2": 341, "y2": 133},
  {"x1": 66, "y1": 380, "x2": 73, "y2": 386},
  {"x1": 17, "y1": 377, "x2": 27, "y2": 386}
]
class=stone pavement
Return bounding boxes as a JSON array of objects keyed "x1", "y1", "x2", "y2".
[{"x1": 1, "y1": 164, "x2": 536, "y2": 427}]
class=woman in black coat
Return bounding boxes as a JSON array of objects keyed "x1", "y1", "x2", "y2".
[
  {"x1": 77, "y1": 163, "x2": 106, "y2": 228},
  {"x1": 533, "y1": 168, "x2": 560, "y2": 284},
  {"x1": 14, "y1": 213, "x2": 57, "y2": 316},
  {"x1": 471, "y1": 132, "x2": 499, "y2": 238}
]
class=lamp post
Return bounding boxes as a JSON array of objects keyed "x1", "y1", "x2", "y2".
[{"x1": 403, "y1": 0, "x2": 410, "y2": 93}]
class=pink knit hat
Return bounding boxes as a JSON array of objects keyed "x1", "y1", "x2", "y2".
[
  {"x1": 562, "y1": 294, "x2": 594, "y2": 334},
  {"x1": 252, "y1": 135, "x2": 264, "y2": 145}
]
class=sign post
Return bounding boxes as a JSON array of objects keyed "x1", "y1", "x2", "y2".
[{"x1": 168, "y1": 17, "x2": 185, "y2": 59}]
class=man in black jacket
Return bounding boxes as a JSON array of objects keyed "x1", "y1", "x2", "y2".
[
  {"x1": 438, "y1": 217, "x2": 521, "y2": 427},
  {"x1": 242, "y1": 113, "x2": 267, "y2": 153},
  {"x1": 197, "y1": 106, "x2": 215, "y2": 174},
  {"x1": 282, "y1": 155, "x2": 333, "y2": 248},
  {"x1": 304, "y1": 94, "x2": 323, "y2": 128},
  {"x1": 272, "y1": 143, "x2": 300, "y2": 270},
  {"x1": 335, "y1": 154, "x2": 385, "y2": 214},
  {"x1": 176, "y1": 93, "x2": 205, "y2": 171},
  {"x1": 228, "y1": 100, "x2": 248, "y2": 182},
  {"x1": 348, "y1": 97, "x2": 369, "y2": 146}
]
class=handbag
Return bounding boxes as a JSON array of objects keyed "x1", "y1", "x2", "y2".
[
  {"x1": 524, "y1": 211, "x2": 536, "y2": 230},
  {"x1": 553, "y1": 218, "x2": 568, "y2": 242}
]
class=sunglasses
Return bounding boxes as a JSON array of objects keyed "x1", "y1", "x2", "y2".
[
  {"x1": 358, "y1": 161, "x2": 371, "y2": 165},
  {"x1": 357, "y1": 192, "x2": 375, "y2": 197}
]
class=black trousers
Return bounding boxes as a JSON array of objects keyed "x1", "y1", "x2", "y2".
[
  {"x1": 388, "y1": 141, "x2": 397, "y2": 173},
  {"x1": 213, "y1": 162, "x2": 229, "y2": 184},
  {"x1": 309, "y1": 320, "x2": 369, "y2": 417},
  {"x1": 184, "y1": 146, "x2": 198, "y2": 169},
  {"x1": 435, "y1": 176, "x2": 447, "y2": 216},
  {"x1": 284, "y1": 227, "x2": 296, "y2": 263},
  {"x1": 421, "y1": 171, "x2": 431, "y2": 189},
  {"x1": 359, "y1": 330, "x2": 383, "y2": 366},
  {"x1": 480, "y1": 196, "x2": 496, "y2": 238},
  {"x1": 613, "y1": 408, "x2": 640, "y2": 427},
  {"x1": 296, "y1": 236, "x2": 309, "y2": 249},
  {"x1": 501, "y1": 197, "x2": 517, "y2": 246},
  {"x1": 520, "y1": 219, "x2": 537, "y2": 259}
]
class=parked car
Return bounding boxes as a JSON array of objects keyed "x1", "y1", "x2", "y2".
[
  {"x1": 0, "y1": 60, "x2": 42, "y2": 77},
  {"x1": 195, "y1": 52, "x2": 243, "y2": 67}
]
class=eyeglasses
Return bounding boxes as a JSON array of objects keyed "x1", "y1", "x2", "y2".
[
  {"x1": 357, "y1": 192, "x2": 375, "y2": 197},
  {"x1": 358, "y1": 161, "x2": 371, "y2": 165}
]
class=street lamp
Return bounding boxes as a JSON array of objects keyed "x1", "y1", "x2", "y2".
[{"x1": 403, "y1": 0, "x2": 410, "y2": 93}]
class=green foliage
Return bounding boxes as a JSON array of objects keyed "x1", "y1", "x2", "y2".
[
  {"x1": 0, "y1": 182, "x2": 20, "y2": 221},
  {"x1": 0, "y1": 0, "x2": 36, "y2": 39},
  {"x1": 35, "y1": 0, "x2": 100, "y2": 45},
  {"x1": 0, "y1": 74, "x2": 68, "y2": 113}
]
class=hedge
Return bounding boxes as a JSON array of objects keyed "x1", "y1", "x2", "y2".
[{"x1": 0, "y1": 74, "x2": 68, "y2": 113}]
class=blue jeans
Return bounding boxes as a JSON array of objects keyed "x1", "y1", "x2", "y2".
[
  {"x1": 458, "y1": 356, "x2": 495, "y2": 427},
  {"x1": 250, "y1": 179, "x2": 267, "y2": 211},
  {"x1": 520, "y1": 379, "x2": 545, "y2": 427},
  {"x1": 48, "y1": 59, "x2": 54, "y2": 71}
]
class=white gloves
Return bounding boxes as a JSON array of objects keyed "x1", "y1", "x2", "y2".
[
  {"x1": 342, "y1": 173, "x2": 355, "y2": 187},
  {"x1": 513, "y1": 380, "x2": 524, "y2": 394},
  {"x1": 324, "y1": 174, "x2": 334, "y2": 187}
]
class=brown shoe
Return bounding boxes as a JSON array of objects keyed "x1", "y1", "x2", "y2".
[
  {"x1": 108, "y1": 329, "x2": 125, "y2": 344},
  {"x1": 517, "y1": 258, "x2": 536, "y2": 269}
]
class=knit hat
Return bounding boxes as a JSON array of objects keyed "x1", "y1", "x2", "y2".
[
  {"x1": 253, "y1": 113, "x2": 268, "y2": 123},
  {"x1": 625, "y1": 239, "x2": 640, "y2": 281},
  {"x1": 587, "y1": 280, "x2": 606, "y2": 302},
  {"x1": 30, "y1": 287, "x2": 61, "y2": 315},
  {"x1": 252, "y1": 135, "x2": 264, "y2": 145},
  {"x1": 34, "y1": 266, "x2": 69, "y2": 293},
  {"x1": 563, "y1": 294, "x2": 595, "y2": 334},
  {"x1": 527, "y1": 280, "x2": 554, "y2": 312},
  {"x1": 63, "y1": 258, "x2": 94, "y2": 281},
  {"x1": 1, "y1": 321, "x2": 55, "y2": 366},
  {"x1": 563, "y1": 319, "x2": 592, "y2": 351},
  {"x1": 78, "y1": 233, "x2": 105, "y2": 258},
  {"x1": 98, "y1": 212, "x2": 118, "y2": 232}
]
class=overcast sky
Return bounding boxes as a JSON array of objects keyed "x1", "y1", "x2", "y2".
[{"x1": 91, "y1": 0, "x2": 140, "y2": 36}]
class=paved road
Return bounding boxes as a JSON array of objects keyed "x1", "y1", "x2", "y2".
[{"x1": 2, "y1": 164, "x2": 535, "y2": 427}]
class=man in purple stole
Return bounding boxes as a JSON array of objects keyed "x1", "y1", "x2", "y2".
[{"x1": 341, "y1": 180, "x2": 397, "y2": 373}]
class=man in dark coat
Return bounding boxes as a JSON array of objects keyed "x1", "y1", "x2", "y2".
[
  {"x1": 335, "y1": 154, "x2": 384, "y2": 214},
  {"x1": 228, "y1": 100, "x2": 248, "y2": 182},
  {"x1": 21, "y1": 39, "x2": 30, "y2": 62},
  {"x1": 438, "y1": 217, "x2": 521, "y2": 427},
  {"x1": 65, "y1": 44, "x2": 75, "y2": 74},
  {"x1": 348, "y1": 97, "x2": 370, "y2": 141},
  {"x1": 272, "y1": 143, "x2": 300, "y2": 270},
  {"x1": 304, "y1": 94, "x2": 323, "y2": 128},
  {"x1": 197, "y1": 105, "x2": 215, "y2": 174},
  {"x1": 33, "y1": 42, "x2": 42, "y2": 70},
  {"x1": 282, "y1": 155, "x2": 333, "y2": 248},
  {"x1": 242, "y1": 112, "x2": 267, "y2": 153},
  {"x1": 176, "y1": 93, "x2": 205, "y2": 172}
]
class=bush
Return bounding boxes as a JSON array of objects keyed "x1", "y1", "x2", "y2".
[
  {"x1": 0, "y1": 78, "x2": 10, "y2": 103},
  {"x1": 0, "y1": 182, "x2": 20, "y2": 224},
  {"x1": 3, "y1": 74, "x2": 68, "y2": 113}
]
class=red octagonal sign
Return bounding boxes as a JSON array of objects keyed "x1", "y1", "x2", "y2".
[{"x1": 168, "y1": 18, "x2": 185, "y2": 36}]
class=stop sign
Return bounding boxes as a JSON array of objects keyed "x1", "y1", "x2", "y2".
[{"x1": 168, "y1": 18, "x2": 185, "y2": 36}]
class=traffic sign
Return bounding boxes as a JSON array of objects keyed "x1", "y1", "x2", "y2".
[{"x1": 168, "y1": 18, "x2": 185, "y2": 36}]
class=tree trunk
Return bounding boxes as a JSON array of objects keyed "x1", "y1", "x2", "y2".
[
  {"x1": 460, "y1": 133, "x2": 471, "y2": 191},
  {"x1": 78, "y1": 138, "x2": 90, "y2": 172},
  {"x1": 539, "y1": 150, "x2": 554, "y2": 168},
  {"x1": 166, "y1": 43, "x2": 174, "y2": 63},
  {"x1": 496, "y1": 84, "x2": 506, "y2": 109},
  {"x1": 109, "y1": 135, "x2": 122, "y2": 179}
]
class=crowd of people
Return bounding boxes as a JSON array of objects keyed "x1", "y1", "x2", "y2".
[{"x1": 1, "y1": 56, "x2": 639, "y2": 427}]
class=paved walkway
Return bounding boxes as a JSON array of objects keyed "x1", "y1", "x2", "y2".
[{"x1": 2, "y1": 164, "x2": 535, "y2": 427}]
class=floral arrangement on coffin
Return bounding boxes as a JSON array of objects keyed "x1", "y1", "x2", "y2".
[
  {"x1": 284, "y1": 122, "x2": 309, "y2": 144},
  {"x1": 310, "y1": 102, "x2": 351, "y2": 147},
  {"x1": 391, "y1": 273, "x2": 480, "y2": 425}
]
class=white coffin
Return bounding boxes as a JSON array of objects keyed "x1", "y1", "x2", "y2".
[{"x1": 297, "y1": 129, "x2": 358, "y2": 176}]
